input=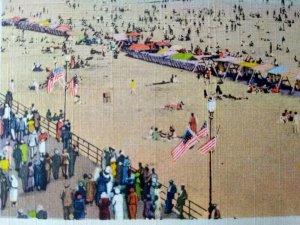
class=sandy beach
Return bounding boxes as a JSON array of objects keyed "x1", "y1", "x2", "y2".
[{"x1": 1, "y1": 0, "x2": 300, "y2": 219}]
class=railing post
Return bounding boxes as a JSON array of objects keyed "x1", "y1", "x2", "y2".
[
  {"x1": 96, "y1": 148, "x2": 99, "y2": 165},
  {"x1": 188, "y1": 200, "x2": 191, "y2": 219},
  {"x1": 87, "y1": 142, "x2": 90, "y2": 157},
  {"x1": 16, "y1": 102, "x2": 19, "y2": 115},
  {"x1": 47, "y1": 120, "x2": 50, "y2": 134}
]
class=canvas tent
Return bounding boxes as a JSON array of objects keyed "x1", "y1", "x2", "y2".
[
  {"x1": 291, "y1": 74, "x2": 300, "y2": 95},
  {"x1": 213, "y1": 57, "x2": 242, "y2": 80},
  {"x1": 266, "y1": 66, "x2": 293, "y2": 92},
  {"x1": 248, "y1": 63, "x2": 274, "y2": 85}
]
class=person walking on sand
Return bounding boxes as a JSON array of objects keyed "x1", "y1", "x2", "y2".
[
  {"x1": 293, "y1": 112, "x2": 299, "y2": 133},
  {"x1": 127, "y1": 187, "x2": 138, "y2": 219},
  {"x1": 176, "y1": 184, "x2": 188, "y2": 219},
  {"x1": 10, "y1": 79, "x2": 15, "y2": 93},
  {"x1": 130, "y1": 79, "x2": 136, "y2": 95},
  {"x1": 189, "y1": 113, "x2": 197, "y2": 134}
]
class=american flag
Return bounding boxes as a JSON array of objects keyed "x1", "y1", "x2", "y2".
[
  {"x1": 171, "y1": 122, "x2": 208, "y2": 161},
  {"x1": 47, "y1": 67, "x2": 65, "y2": 93},
  {"x1": 198, "y1": 137, "x2": 217, "y2": 154}
]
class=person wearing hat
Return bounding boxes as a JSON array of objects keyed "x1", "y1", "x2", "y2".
[
  {"x1": 143, "y1": 194, "x2": 154, "y2": 219},
  {"x1": 38, "y1": 129, "x2": 48, "y2": 158},
  {"x1": 76, "y1": 181, "x2": 87, "y2": 201},
  {"x1": 27, "y1": 118, "x2": 35, "y2": 134},
  {"x1": 115, "y1": 161, "x2": 123, "y2": 185},
  {"x1": 44, "y1": 153, "x2": 52, "y2": 184},
  {"x1": 189, "y1": 113, "x2": 197, "y2": 134},
  {"x1": 18, "y1": 115, "x2": 26, "y2": 143},
  {"x1": 175, "y1": 184, "x2": 188, "y2": 219},
  {"x1": 36, "y1": 204, "x2": 48, "y2": 219},
  {"x1": 32, "y1": 111, "x2": 40, "y2": 132},
  {"x1": 95, "y1": 169, "x2": 111, "y2": 206},
  {"x1": 19, "y1": 140, "x2": 29, "y2": 164},
  {"x1": 27, "y1": 162, "x2": 34, "y2": 192},
  {"x1": 61, "y1": 149, "x2": 70, "y2": 179},
  {"x1": 13, "y1": 143, "x2": 22, "y2": 172},
  {"x1": 16, "y1": 208, "x2": 28, "y2": 218},
  {"x1": 164, "y1": 179, "x2": 177, "y2": 214},
  {"x1": 98, "y1": 192, "x2": 110, "y2": 220},
  {"x1": 46, "y1": 109, "x2": 52, "y2": 121},
  {"x1": 9, "y1": 174, "x2": 19, "y2": 208},
  {"x1": 0, "y1": 156, "x2": 9, "y2": 173},
  {"x1": 51, "y1": 149, "x2": 61, "y2": 180},
  {"x1": 2, "y1": 103, "x2": 10, "y2": 138},
  {"x1": 2, "y1": 141, "x2": 13, "y2": 165},
  {"x1": 110, "y1": 158, "x2": 117, "y2": 178},
  {"x1": 10, "y1": 113, "x2": 17, "y2": 141},
  {"x1": 85, "y1": 174, "x2": 96, "y2": 205},
  {"x1": 68, "y1": 144, "x2": 79, "y2": 178},
  {"x1": 62, "y1": 123, "x2": 71, "y2": 150},
  {"x1": 150, "y1": 168, "x2": 158, "y2": 204},
  {"x1": 19, "y1": 161, "x2": 29, "y2": 192},
  {"x1": 121, "y1": 156, "x2": 130, "y2": 185},
  {"x1": 127, "y1": 187, "x2": 138, "y2": 219},
  {"x1": 112, "y1": 187, "x2": 124, "y2": 220},
  {"x1": 33, "y1": 159, "x2": 47, "y2": 191},
  {"x1": 211, "y1": 204, "x2": 221, "y2": 219},
  {"x1": 105, "y1": 166, "x2": 114, "y2": 199},
  {"x1": 61, "y1": 183, "x2": 74, "y2": 220},
  {"x1": 73, "y1": 193, "x2": 86, "y2": 220},
  {"x1": 0, "y1": 169, "x2": 9, "y2": 210},
  {"x1": 28, "y1": 130, "x2": 38, "y2": 159}
]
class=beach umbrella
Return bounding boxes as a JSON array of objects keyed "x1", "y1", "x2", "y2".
[
  {"x1": 12, "y1": 16, "x2": 21, "y2": 23},
  {"x1": 239, "y1": 62, "x2": 257, "y2": 68},
  {"x1": 56, "y1": 24, "x2": 71, "y2": 32},
  {"x1": 171, "y1": 53, "x2": 194, "y2": 60},
  {"x1": 155, "y1": 41, "x2": 171, "y2": 47},
  {"x1": 170, "y1": 45, "x2": 183, "y2": 51},
  {"x1": 126, "y1": 32, "x2": 141, "y2": 37},
  {"x1": 157, "y1": 49, "x2": 169, "y2": 54},
  {"x1": 128, "y1": 43, "x2": 150, "y2": 51},
  {"x1": 268, "y1": 66, "x2": 289, "y2": 75},
  {"x1": 39, "y1": 20, "x2": 50, "y2": 26}
]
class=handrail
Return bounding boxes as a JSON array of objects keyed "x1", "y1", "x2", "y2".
[{"x1": 0, "y1": 92, "x2": 207, "y2": 219}]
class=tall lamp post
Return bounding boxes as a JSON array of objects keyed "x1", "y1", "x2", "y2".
[
  {"x1": 64, "y1": 55, "x2": 71, "y2": 121},
  {"x1": 207, "y1": 96, "x2": 216, "y2": 219}
]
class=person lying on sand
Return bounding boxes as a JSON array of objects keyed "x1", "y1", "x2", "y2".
[
  {"x1": 222, "y1": 94, "x2": 249, "y2": 100},
  {"x1": 158, "y1": 126, "x2": 178, "y2": 140},
  {"x1": 164, "y1": 101, "x2": 184, "y2": 110}
]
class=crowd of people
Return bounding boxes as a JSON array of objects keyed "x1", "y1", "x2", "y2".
[
  {"x1": 57, "y1": 146, "x2": 190, "y2": 220},
  {"x1": 0, "y1": 91, "x2": 79, "y2": 218}
]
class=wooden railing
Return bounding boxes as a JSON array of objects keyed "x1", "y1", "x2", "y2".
[{"x1": 0, "y1": 92, "x2": 207, "y2": 219}]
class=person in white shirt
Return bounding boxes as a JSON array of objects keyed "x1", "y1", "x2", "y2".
[
  {"x1": 10, "y1": 79, "x2": 15, "y2": 93},
  {"x1": 293, "y1": 112, "x2": 299, "y2": 133}
]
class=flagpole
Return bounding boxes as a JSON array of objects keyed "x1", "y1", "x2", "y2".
[
  {"x1": 207, "y1": 96, "x2": 216, "y2": 219},
  {"x1": 208, "y1": 111, "x2": 213, "y2": 218},
  {"x1": 64, "y1": 55, "x2": 71, "y2": 121}
]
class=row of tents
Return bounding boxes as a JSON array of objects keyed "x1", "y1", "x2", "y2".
[
  {"x1": 126, "y1": 46, "x2": 300, "y2": 96},
  {"x1": 2, "y1": 17, "x2": 71, "y2": 37}
]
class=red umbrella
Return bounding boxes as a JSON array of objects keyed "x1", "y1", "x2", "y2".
[
  {"x1": 56, "y1": 24, "x2": 71, "y2": 32},
  {"x1": 126, "y1": 32, "x2": 141, "y2": 37},
  {"x1": 12, "y1": 16, "x2": 21, "y2": 23},
  {"x1": 155, "y1": 41, "x2": 171, "y2": 47},
  {"x1": 128, "y1": 44, "x2": 150, "y2": 51}
]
